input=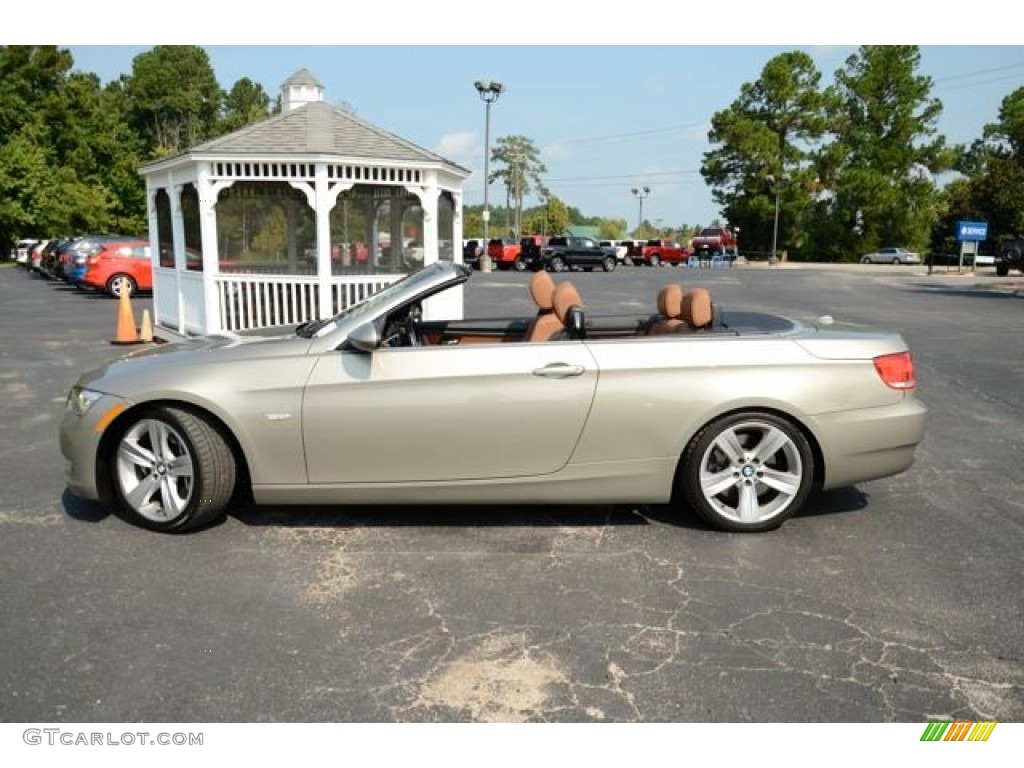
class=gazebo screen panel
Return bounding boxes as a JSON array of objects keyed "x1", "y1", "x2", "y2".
[{"x1": 215, "y1": 181, "x2": 316, "y2": 275}]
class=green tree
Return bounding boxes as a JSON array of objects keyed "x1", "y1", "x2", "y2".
[
  {"x1": 125, "y1": 46, "x2": 222, "y2": 157},
  {"x1": 951, "y1": 87, "x2": 1024, "y2": 243},
  {"x1": 598, "y1": 217, "x2": 628, "y2": 240},
  {"x1": 220, "y1": 77, "x2": 271, "y2": 134},
  {"x1": 701, "y1": 51, "x2": 832, "y2": 258},
  {"x1": 523, "y1": 195, "x2": 569, "y2": 235},
  {"x1": 815, "y1": 46, "x2": 953, "y2": 261},
  {"x1": 490, "y1": 135, "x2": 547, "y2": 238}
]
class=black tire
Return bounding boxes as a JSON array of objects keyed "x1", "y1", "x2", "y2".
[
  {"x1": 678, "y1": 411, "x2": 814, "y2": 532},
  {"x1": 891, "y1": 257, "x2": 900, "y2": 265},
  {"x1": 110, "y1": 407, "x2": 237, "y2": 533},
  {"x1": 513, "y1": 256, "x2": 527, "y2": 272},
  {"x1": 107, "y1": 273, "x2": 137, "y2": 298},
  {"x1": 624, "y1": 255, "x2": 634, "y2": 266},
  {"x1": 996, "y1": 264, "x2": 1009, "y2": 277},
  {"x1": 549, "y1": 256, "x2": 566, "y2": 273},
  {"x1": 860, "y1": 257, "x2": 872, "y2": 264},
  {"x1": 649, "y1": 254, "x2": 661, "y2": 268},
  {"x1": 601, "y1": 256, "x2": 616, "y2": 272}
]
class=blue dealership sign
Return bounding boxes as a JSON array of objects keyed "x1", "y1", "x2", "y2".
[{"x1": 956, "y1": 221, "x2": 988, "y2": 242}]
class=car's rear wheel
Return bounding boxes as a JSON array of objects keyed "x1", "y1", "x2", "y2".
[
  {"x1": 111, "y1": 407, "x2": 236, "y2": 533},
  {"x1": 624, "y1": 255, "x2": 634, "y2": 266},
  {"x1": 513, "y1": 256, "x2": 527, "y2": 272},
  {"x1": 679, "y1": 411, "x2": 813, "y2": 532},
  {"x1": 649, "y1": 254, "x2": 661, "y2": 268},
  {"x1": 891, "y1": 256, "x2": 900, "y2": 265},
  {"x1": 996, "y1": 264, "x2": 1009, "y2": 276},
  {"x1": 107, "y1": 273, "x2": 137, "y2": 298},
  {"x1": 861, "y1": 257, "x2": 872, "y2": 264},
  {"x1": 601, "y1": 256, "x2": 616, "y2": 272},
  {"x1": 549, "y1": 256, "x2": 566, "y2": 272}
]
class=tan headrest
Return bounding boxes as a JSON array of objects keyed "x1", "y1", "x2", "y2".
[
  {"x1": 657, "y1": 284, "x2": 684, "y2": 319},
  {"x1": 683, "y1": 287, "x2": 713, "y2": 329},
  {"x1": 553, "y1": 282, "x2": 583, "y2": 323},
  {"x1": 529, "y1": 270, "x2": 556, "y2": 311}
]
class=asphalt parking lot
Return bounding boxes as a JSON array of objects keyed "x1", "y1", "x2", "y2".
[{"x1": 0, "y1": 260, "x2": 1021, "y2": 723}]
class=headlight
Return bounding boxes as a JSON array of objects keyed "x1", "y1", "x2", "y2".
[{"x1": 66, "y1": 387, "x2": 103, "y2": 416}]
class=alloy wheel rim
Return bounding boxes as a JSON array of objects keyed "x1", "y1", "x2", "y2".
[
  {"x1": 116, "y1": 419, "x2": 195, "y2": 522},
  {"x1": 698, "y1": 421, "x2": 803, "y2": 524}
]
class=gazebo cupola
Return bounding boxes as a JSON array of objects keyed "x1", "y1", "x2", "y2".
[
  {"x1": 139, "y1": 69, "x2": 470, "y2": 338},
  {"x1": 282, "y1": 69, "x2": 325, "y2": 112}
]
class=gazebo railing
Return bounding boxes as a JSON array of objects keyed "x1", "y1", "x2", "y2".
[{"x1": 214, "y1": 272, "x2": 401, "y2": 332}]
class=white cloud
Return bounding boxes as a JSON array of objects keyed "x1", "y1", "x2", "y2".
[{"x1": 435, "y1": 131, "x2": 478, "y2": 167}]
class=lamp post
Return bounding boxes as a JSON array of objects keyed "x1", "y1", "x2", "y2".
[
  {"x1": 475, "y1": 79, "x2": 504, "y2": 272},
  {"x1": 631, "y1": 186, "x2": 650, "y2": 233}
]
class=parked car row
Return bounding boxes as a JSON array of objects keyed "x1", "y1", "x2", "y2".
[
  {"x1": 461, "y1": 236, "x2": 710, "y2": 273},
  {"x1": 15, "y1": 234, "x2": 153, "y2": 297}
]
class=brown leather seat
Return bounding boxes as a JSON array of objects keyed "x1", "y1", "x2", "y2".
[
  {"x1": 648, "y1": 284, "x2": 685, "y2": 335},
  {"x1": 524, "y1": 271, "x2": 557, "y2": 341},
  {"x1": 682, "y1": 287, "x2": 713, "y2": 329},
  {"x1": 527, "y1": 281, "x2": 583, "y2": 341}
]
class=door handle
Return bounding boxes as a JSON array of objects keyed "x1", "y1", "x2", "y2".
[{"x1": 532, "y1": 363, "x2": 585, "y2": 378}]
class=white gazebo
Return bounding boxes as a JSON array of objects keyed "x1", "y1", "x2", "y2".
[{"x1": 140, "y1": 69, "x2": 471, "y2": 336}]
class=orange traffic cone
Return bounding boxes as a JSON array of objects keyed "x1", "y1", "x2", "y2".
[
  {"x1": 140, "y1": 309, "x2": 154, "y2": 343},
  {"x1": 111, "y1": 289, "x2": 140, "y2": 345}
]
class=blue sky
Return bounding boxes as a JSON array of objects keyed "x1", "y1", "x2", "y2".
[{"x1": 26, "y1": 4, "x2": 1024, "y2": 228}]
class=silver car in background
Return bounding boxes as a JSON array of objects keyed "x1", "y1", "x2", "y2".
[
  {"x1": 60, "y1": 262, "x2": 926, "y2": 534},
  {"x1": 860, "y1": 247, "x2": 921, "y2": 265}
]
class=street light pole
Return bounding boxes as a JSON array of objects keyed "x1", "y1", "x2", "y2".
[
  {"x1": 631, "y1": 186, "x2": 650, "y2": 233},
  {"x1": 475, "y1": 80, "x2": 504, "y2": 272},
  {"x1": 771, "y1": 182, "x2": 780, "y2": 260}
]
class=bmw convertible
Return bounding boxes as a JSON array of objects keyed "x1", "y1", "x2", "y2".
[{"x1": 60, "y1": 262, "x2": 926, "y2": 533}]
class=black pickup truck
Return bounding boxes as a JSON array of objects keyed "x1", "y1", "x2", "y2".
[
  {"x1": 541, "y1": 236, "x2": 618, "y2": 272},
  {"x1": 995, "y1": 240, "x2": 1023, "y2": 276}
]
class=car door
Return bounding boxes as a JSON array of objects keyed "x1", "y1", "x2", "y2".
[{"x1": 302, "y1": 340, "x2": 599, "y2": 483}]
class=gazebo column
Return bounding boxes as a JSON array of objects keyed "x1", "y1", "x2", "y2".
[
  {"x1": 405, "y1": 180, "x2": 438, "y2": 268},
  {"x1": 285, "y1": 198, "x2": 299, "y2": 275},
  {"x1": 369, "y1": 200, "x2": 381, "y2": 267},
  {"x1": 169, "y1": 184, "x2": 189, "y2": 334},
  {"x1": 389, "y1": 195, "x2": 404, "y2": 271},
  {"x1": 452, "y1": 190, "x2": 464, "y2": 264},
  {"x1": 197, "y1": 168, "x2": 224, "y2": 333}
]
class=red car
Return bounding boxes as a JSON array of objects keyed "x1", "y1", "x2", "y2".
[{"x1": 79, "y1": 240, "x2": 153, "y2": 297}]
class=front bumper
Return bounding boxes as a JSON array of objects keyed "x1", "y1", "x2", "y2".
[{"x1": 59, "y1": 393, "x2": 131, "y2": 501}]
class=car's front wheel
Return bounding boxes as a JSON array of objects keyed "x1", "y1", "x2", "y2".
[
  {"x1": 601, "y1": 256, "x2": 616, "y2": 272},
  {"x1": 107, "y1": 273, "x2": 137, "y2": 298},
  {"x1": 111, "y1": 407, "x2": 236, "y2": 532},
  {"x1": 649, "y1": 254, "x2": 661, "y2": 268},
  {"x1": 678, "y1": 411, "x2": 814, "y2": 532},
  {"x1": 513, "y1": 256, "x2": 527, "y2": 272}
]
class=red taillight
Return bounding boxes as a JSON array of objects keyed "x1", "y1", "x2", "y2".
[{"x1": 873, "y1": 351, "x2": 916, "y2": 390}]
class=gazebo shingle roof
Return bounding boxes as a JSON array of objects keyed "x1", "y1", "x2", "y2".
[
  {"x1": 156, "y1": 101, "x2": 467, "y2": 172},
  {"x1": 281, "y1": 68, "x2": 323, "y2": 89}
]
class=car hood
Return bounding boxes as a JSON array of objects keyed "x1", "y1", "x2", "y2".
[{"x1": 77, "y1": 328, "x2": 313, "y2": 395}]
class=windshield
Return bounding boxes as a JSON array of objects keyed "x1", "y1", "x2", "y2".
[{"x1": 296, "y1": 263, "x2": 462, "y2": 338}]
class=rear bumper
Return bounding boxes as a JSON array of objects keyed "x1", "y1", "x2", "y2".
[{"x1": 812, "y1": 397, "x2": 927, "y2": 489}]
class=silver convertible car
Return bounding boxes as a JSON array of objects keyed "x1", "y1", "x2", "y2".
[{"x1": 60, "y1": 262, "x2": 926, "y2": 534}]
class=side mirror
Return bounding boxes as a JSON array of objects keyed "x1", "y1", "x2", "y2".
[{"x1": 347, "y1": 322, "x2": 381, "y2": 352}]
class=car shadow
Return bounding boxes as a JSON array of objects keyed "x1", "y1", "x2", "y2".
[
  {"x1": 61, "y1": 490, "x2": 113, "y2": 523},
  {"x1": 230, "y1": 502, "x2": 652, "y2": 530},
  {"x1": 230, "y1": 487, "x2": 870, "y2": 531}
]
